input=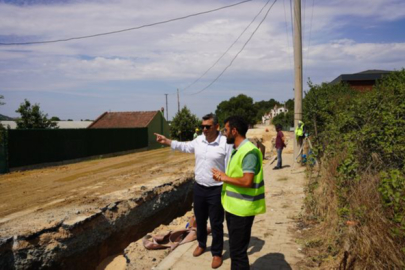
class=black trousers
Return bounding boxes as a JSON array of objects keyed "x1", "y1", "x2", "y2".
[
  {"x1": 193, "y1": 182, "x2": 224, "y2": 256},
  {"x1": 226, "y1": 211, "x2": 255, "y2": 270}
]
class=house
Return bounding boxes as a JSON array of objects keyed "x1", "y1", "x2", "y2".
[
  {"x1": 330, "y1": 69, "x2": 393, "y2": 92},
  {"x1": 270, "y1": 104, "x2": 288, "y2": 119},
  {"x1": 261, "y1": 104, "x2": 289, "y2": 125},
  {"x1": 88, "y1": 110, "x2": 169, "y2": 149}
]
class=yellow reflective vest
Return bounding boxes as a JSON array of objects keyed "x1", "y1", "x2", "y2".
[
  {"x1": 295, "y1": 121, "x2": 304, "y2": 137},
  {"x1": 222, "y1": 141, "x2": 266, "y2": 217}
]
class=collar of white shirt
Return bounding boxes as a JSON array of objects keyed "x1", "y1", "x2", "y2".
[{"x1": 202, "y1": 133, "x2": 221, "y2": 145}]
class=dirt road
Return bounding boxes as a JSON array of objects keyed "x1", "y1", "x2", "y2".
[{"x1": 153, "y1": 129, "x2": 307, "y2": 270}]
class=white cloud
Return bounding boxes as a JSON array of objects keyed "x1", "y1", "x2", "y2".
[{"x1": 0, "y1": 0, "x2": 404, "y2": 119}]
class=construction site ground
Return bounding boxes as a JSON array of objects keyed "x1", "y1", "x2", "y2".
[
  {"x1": 0, "y1": 148, "x2": 195, "y2": 238},
  {"x1": 0, "y1": 125, "x2": 308, "y2": 269}
]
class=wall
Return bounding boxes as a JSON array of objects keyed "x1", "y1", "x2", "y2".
[
  {"x1": 147, "y1": 111, "x2": 170, "y2": 149},
  {"x1": 6, "y1": 128, "x2": 148, "y2": 169}
]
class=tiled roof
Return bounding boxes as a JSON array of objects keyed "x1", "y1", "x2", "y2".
[{"x1": 88, "y1": 111, "x2": 160, "y2": 128}]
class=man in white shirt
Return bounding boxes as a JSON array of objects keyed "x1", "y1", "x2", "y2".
[{"x1": 155, "y1": 113, "x2": 232, "y2": 269}]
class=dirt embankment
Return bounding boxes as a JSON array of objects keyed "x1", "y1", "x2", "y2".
[{"x1": 0, "y1": 148, "x2": 195, "y2": 269}]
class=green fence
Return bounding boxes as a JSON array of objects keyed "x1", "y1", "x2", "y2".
[
  {"x1": 6, "y1": 128, "x2": 148, "y2": 169},
  {"x1": 0, "y1": 129, "x2": 7, "y2": 173}
]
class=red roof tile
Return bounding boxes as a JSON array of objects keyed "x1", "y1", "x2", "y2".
[{"x1": 88, "y1": 111, "x2": 159, "y2": 128}]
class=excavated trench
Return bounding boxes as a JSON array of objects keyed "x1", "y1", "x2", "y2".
[{"x1": 0, "y1": 176, "x2": 194, "y2": 270}]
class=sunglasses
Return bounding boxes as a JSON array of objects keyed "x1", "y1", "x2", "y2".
[{"x1": 200, "y1": 125, "x2": 212, "y2": 130}]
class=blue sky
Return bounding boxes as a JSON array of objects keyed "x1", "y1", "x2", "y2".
[{"x1": 0, "y1": 0, "x2": 404, "y2": 120}]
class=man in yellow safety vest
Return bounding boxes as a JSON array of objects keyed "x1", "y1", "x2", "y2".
[
  {"x1": 212, "y1": 115, "x2": 266, "y2": 269},
  {"x1": 295, "y1": 120, "x2": 305, "y2": 140}
]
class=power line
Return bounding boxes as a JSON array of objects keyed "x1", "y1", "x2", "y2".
[
  {"x1": 190, "y1": 0, "x2": 278, "y2": 96},
  {"x1": 181, "y1": 0, "x2": 272, "y2": 93},
  {"x1": 0, "y1": 0, "x2": 252, "y2": 46}
]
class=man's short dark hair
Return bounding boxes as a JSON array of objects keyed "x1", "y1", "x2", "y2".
[
  {"x1": 224, "y1": 116, "x2": 248, "y2": 137},
  {"x1": 276, "y1": 124, "x2": 283, "y2": 130},
  {"x1": 202, "y1": 113, "x2": 218, "y2": 125}
]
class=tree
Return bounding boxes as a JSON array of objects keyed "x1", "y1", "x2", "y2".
[
  {"x1": 50, "y1": 116, "x2": 61, "y2": 121},
  {"x1": 170, "y1": 106, "x2": 201, "y2": 141},
  {"x1": 271, "y1": 111, "x2": 294, "y2": 129},
  {"x1": 284, "y1": 98, "x2": 294, "y2": 111},
  {"x1": 215, "y1": 94, "x2": 258, "y2": 126},
  {"x1": 303, "y1": 81, "x2": 356, "y2": 136},
  {"x1": 15, "y1": 99, "x2": 58, "y2": 129}
]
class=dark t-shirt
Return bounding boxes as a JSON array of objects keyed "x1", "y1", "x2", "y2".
[{"x1": 275, "y1": 130, "x2": 285, "y2": 149}]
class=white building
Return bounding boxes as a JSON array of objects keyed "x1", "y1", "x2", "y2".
[{"x1": 270, "y1": 104, "x2": 288, "y2": 118}]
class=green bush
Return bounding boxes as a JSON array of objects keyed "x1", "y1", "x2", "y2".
[{"x1": 302, "y1": 69, "x2": 405, "y2": 267}]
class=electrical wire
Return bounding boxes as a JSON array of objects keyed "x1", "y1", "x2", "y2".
[
  {"x1": 189, "y1": 0, "x2": 278, "y2": 96},
  {"x1": 181, "y1": 0, "x2": 272, "y2": 93},
  {"x1": 0, "y1": 0, "x2": 252, "y2": 46}
]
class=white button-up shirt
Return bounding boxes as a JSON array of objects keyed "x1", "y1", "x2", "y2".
[{"x1": 171, "y1": 133, "x2": 233, "y2": 187}]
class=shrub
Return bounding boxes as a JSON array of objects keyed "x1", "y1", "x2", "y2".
[{"x1": 301, "y1": 70, "x2": 405, "y2": 269}]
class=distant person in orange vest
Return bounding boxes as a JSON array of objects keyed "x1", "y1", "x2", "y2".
[{"x1": 273, "y1": 124, "x2": 286, "y2": 170}]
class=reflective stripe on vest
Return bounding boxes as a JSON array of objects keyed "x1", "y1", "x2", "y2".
[
  {"x1": 222, "y1": 140, "x2": 266, "y2": 217},
  {"x1": 225, "y1": 190, "x2": 265, "y2": 201},
  {"x1": 251, "y1": 181, "x2": 264, "y2": 189}
]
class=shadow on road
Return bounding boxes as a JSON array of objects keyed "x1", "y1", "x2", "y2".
[{"x1": 251, "y1": 252, "x2": 292, "y2": 269}]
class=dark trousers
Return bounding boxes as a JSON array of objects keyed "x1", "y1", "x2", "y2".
[
  {"x1": 226, "y1": 211, "x2": 255, "y2": 270},
  {"x1": 277, "y1": 147, "x2": 283, "y2": 168},
  {"x1": 193, "y1": 182, "x2": 224, "y2": 256}
]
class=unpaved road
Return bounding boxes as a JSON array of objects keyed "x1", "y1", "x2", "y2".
[{"x1": 0, "y1": 148, "x2": 194, "y2": 237}]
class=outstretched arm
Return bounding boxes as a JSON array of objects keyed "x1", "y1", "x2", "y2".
[{"x1": 154, "y1": 133, "x2": 172, "y2": 146}]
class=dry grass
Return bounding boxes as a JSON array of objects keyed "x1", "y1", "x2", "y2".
[
  {"x1": 342, "y1": 173, "x2": 404, "y2": 269},
  {"x1": 299, "y1": 153, "x2": 405, "y2": 269}
]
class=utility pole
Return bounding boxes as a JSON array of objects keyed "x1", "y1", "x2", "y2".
[
  {"x1": 177, "y1": 88, "x2": 180, "y2": 113},
  {"x1": 293, "y1": 0, "x2": 303, "y2": 162},
  {"x1": 165, "y1": 94, "x2": 169, "y2": 120}
]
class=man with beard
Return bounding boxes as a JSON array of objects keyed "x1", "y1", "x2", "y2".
[
  {"x1": 154, "y1": 113, "x2": 232, "y2": 269},
  {"x1": 211, "y1": 115, "x2": 266, "y2": 270}
]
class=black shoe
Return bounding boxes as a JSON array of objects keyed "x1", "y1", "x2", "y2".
[{"x1": 273, "y1": 166, "x2": 281, "y2": 170}]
